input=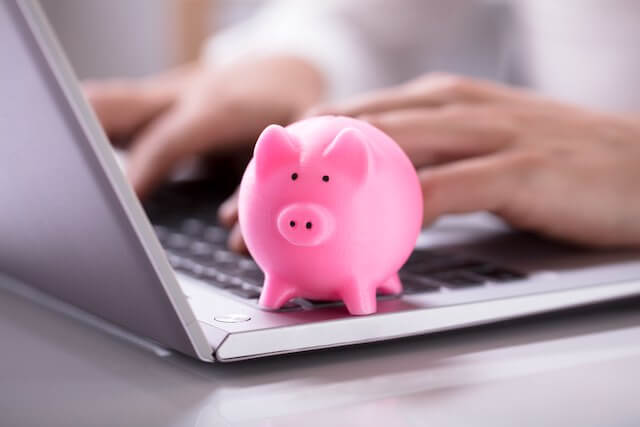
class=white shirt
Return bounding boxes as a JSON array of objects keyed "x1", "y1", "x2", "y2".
[{"x1": 203, "y1": 0, "x2": 640, "y2": 112}]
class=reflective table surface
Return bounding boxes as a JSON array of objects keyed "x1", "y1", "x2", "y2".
[{"x1": 1, "y1": 277, "x2": 639, "y2": 427}]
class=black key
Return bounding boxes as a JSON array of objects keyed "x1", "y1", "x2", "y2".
[
  {"x1": 472, "y1": 265, "x2": 526, "y2": 282},
  {"x1": 213, "y1": 249, "x2": 237, "y2": 264},
  {"x1": 405, "y1": 249, "x2": 448, "y2": 263},
  {"x1": 188, "y1": 241, "x2": 215, "y2": 258},
  {"x1": 238, "y1": 267, "x2": 264, "y2": 281},
  {"x1": 203, "y1": 226, "x2": 227, "y2": 244},
  {"x1": 188, "y1": 252, "x2": 238, "y2": 273},
  {"x1": 180, "y1": 218, "x2": 206, "y2": 236},
  {"x1": 238, "y1": 258, "x2": 259, "y2": 271},
  {"x1": 402, "y1": 254, "x2": 484, "y2": 275},
  {"x1": 399, "y1": 274, "x2": 442, "y2": 294},
  {"x1": 165, "y1": 233, "x2": 192, "y2": 251},
  {"x1": 210, "y1": 261, "x2": 251, "y2": 277}
]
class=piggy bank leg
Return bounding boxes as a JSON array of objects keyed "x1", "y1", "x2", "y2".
[
  {"x1": 259, "y1": 275, "x2": 296, "y2": 309},
  {"x1": 340, "y1": 280, "x2": 377, "y2": 315},
  {"x1": 378, "y1": 274, "x2": 402, "y2": 295}
]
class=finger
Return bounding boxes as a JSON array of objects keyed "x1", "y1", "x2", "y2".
[
  {"x1": 83, "y1": 81, "x2": 145, "y2": 140},
  {"x1": 218, "y1": 188, "x2": 240, "y2": 228},
  {"x1": 362, "y1": 107, "x2": 514, "y2": 167},
  {"x1": 313, "y1": 74, "x2": 543, "y2": 119},
  {"x1": 83, "y1": 64, "x2": 196, "y2": 141},
  {"x1": 126, "y1": 105, "x2": 210, "y2": 197},
  {"x1": 308, "y1": 86, "x2": 426, "y2": 117},
  {"x1": 312, "y1": 84, "x2": 455, "y2": 118},
  {"x1": 228, "y1": 223, "x2": 248, "y2": 254},
  {"x1": 418, "y1": 153, "x2": 521, "y2": 224},
  {"x1": 313, "y1": 75, "x2": 495, "y2": 117},
  {"x1": 83, "y1": 81, "x2": 175, "y2": 142}
]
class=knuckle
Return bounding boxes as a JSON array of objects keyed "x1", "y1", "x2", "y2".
[
  {"x1": 423, "y1": 73, "x2": 471, "y2": 90},
  {"x1": 502, "y1": 150, "x2": 548, "y2": 197},
  {"x1": 410, "y1": 73, "x2": 480, "y2": 101},
  {"x1": 413, "y1": 72, "x2": 453, "y2": 86},
  {"x1": 436, "y1": 75, "x2": 473, "y2": 96}
]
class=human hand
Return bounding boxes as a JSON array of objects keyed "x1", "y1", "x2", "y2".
[
  {"x1": 312, "y1": 74, "x2": 640, "y2": 247},
  {"x1": 84, "y1": 57, "x2": 324, "y2": 197},
  {"x1": 221, "y1": 73, "x2": 640, "y2": 250}
]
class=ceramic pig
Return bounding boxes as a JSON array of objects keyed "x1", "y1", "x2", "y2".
[{"x1": 238, "y1": 116, "x2": 423, "y2": 315}]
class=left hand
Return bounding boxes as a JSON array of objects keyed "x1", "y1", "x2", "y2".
[{"x1": 85, "y1": 57, "x2": 324, "y2": 198}]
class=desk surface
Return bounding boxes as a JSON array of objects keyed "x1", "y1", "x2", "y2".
[{"x1": 1, "y1": 279, "x2": 639, "y2": 427}]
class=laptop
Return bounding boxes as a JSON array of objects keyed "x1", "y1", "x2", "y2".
[{"x1": 2, "y1": 0, "x2": 640, "y2": 362}]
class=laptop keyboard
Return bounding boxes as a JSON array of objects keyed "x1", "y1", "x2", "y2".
[
  {"x1": 143, "y1": 182, "x2": 527, "y2": 312},
  {"x1": 153, "y1": 216, "x2": 527, "y2": 312}
]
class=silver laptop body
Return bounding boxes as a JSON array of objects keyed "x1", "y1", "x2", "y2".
[{"x1": 2, "y1": 0, "x2": 639, "y2": 362}]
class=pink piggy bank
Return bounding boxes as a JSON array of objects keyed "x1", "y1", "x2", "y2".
[{"x1": 238, "y1": 116, "x2": 423, "y2": 315}]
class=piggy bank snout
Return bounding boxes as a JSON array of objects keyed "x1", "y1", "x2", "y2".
[{"x1": 277, "y1": 203, "x2": 334, "y2": 247}]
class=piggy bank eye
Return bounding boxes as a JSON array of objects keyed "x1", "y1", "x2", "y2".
[
  {"x1": 322, "y1": 175, "x2": 330, "y2": 182},
  {"x1": 291, "y1": 172, "x2": 298, "y2": 181}
]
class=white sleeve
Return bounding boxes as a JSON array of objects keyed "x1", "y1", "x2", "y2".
[
  {"x1": 202, "y1": 0, "x2": 506, "y2": 101},
  {"x1": 202, "y1": 0, "x2": 389, "y2": 101}
]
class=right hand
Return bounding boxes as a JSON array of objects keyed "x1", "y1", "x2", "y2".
[
  {"x1": 84, "y1": 57, "x2": 325, "y2": 198},
  {"x1": 219, "y1": 74, "x2": 640, "y2": 251}
]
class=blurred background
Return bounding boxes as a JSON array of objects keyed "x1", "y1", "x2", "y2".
[
  {"x1": 39, "y1": 0, "x2": 263, "y2": 78},
  {"x1": 36, "y1": 1, "x2": 640, "y2": 112}
]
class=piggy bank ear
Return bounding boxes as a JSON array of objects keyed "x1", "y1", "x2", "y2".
[
  {"x1": 254, "y1": 125, "x2": 300, "y2": 178},
  {"x1": 322, "y1": 128, "x2": 371, "y2": 185}
]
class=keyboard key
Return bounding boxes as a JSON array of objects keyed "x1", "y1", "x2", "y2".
[
  {"x1": 181, "y1": 218, "x2": 206, "y2": 236},
  {"x1": 165, "y1": 233, "x2": 191, "y2": 251},
  {"x1": 190, "y1": 262, "x2": 207, "y2": 276},
  {"x1": 402, "y1": 254, "x2": 484, "y2": 275},
  {"x1": 189, "y1": 241, "x2": 214, "y2": 258},
  {"x1": 238, "y1": 258, "x2": 259, "y2": 271},
  {"x1": 472, "y1": 265, "x2": 526, "y2": 282},
  {"x1": 203, "y1": 226, "x2": 227, "y2": 244},
  {"x1": 237, "y1": 270, "x2": 265, "y2": 287},
  {"x1": 213, "y1": 250, "x2": 236, "y2": 263},
  {"x1": 399, "y1": 274, "x2": 442, "y2": 294}
]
